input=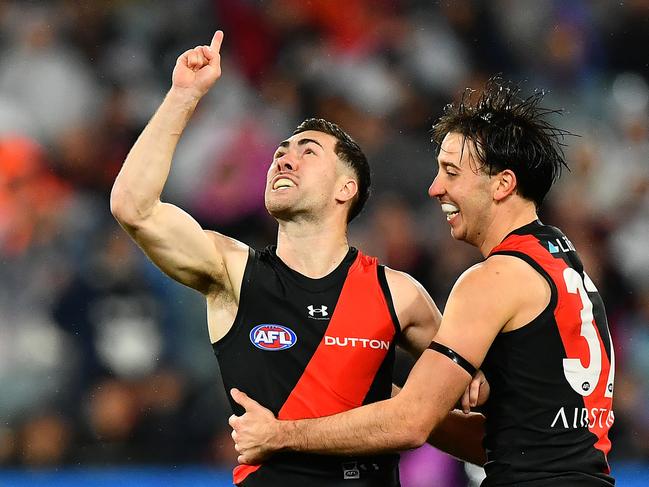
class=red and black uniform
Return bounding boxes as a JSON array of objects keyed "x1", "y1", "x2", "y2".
[
  {"x1": 481, "y1": 220, "x2": 615, "y2": 486},
  {"x1": 212, "y1": 246, "x2": 401, "y2": 486}
]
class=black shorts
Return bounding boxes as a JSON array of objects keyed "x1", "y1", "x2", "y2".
[{"x1": 238, "y1": 455, "x2": 401, "y2": 487}]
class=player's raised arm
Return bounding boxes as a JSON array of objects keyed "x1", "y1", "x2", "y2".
[{"x1": 110, "y1": 31, "x2": 244, "y2": 295}]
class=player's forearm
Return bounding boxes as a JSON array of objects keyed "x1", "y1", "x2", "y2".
[
  {"x1": 274, "y1": 356, "x2": 462, "y2": 456},
  {"x1": 275, "y1": 397, "x2": 433, "y2": 456},
  {"x1": 394, "y1": 377, "x2": 486, "y2": 464},
  {"x1": 427, "y1": 410, "x2": 486, "y2": 466},
  {"x1": 110, "y1": 88, "x2": 201, "y2": 223}
]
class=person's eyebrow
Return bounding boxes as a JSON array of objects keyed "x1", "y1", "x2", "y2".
[
  {"x1": 439, "y1": 159, "x2": 462, "y2": 171},
  {"x1": 296, "y1": 138, "x2": 324, "y2": 150},
  {"x1": 275, "y1": 138, "x2": 324, "y2": 153}
]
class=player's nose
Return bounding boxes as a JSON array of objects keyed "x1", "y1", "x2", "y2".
[
  {"x1": 275, "y1": 153, "x2": 297, "y2": 172},
  {"x1": 428, "y1": 175, "x2": 444, "y2": 199}
]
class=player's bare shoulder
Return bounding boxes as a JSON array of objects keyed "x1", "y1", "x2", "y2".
[
  {"x1": 455, "y1": 255, "x2": 530, "y2": 288},
  {"x1": 455, "y1": 255, "x2": 550, "y2": 333},
  {"x1": 384, "y1": 268, "x2": 430, "y2": 322}
]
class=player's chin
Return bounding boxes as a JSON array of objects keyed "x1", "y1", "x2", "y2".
[
  {"x1": 449, "y1": 227, "x2": 467, "y2": 242},
  {"x1": 265, "y1": 200, "x2": 296, "y2": 220}
]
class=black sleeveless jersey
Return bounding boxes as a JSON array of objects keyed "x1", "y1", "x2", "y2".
[
  {"x1": 481, "y1": 221, "x2": 615, "y2": 486},
  {"x1": 212, "y1": 246, "x2": 401, "y2": 487}
]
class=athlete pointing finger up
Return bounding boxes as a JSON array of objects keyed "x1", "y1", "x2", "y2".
[{"x1": 111, "y1": 30, "x2": 490, "y2": 487}]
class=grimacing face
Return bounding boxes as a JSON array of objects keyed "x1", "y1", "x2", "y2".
[
  {"x1": 428, "y1": 132, "x2": 496, "y2": 246},
  {"x1": 264, "y1": 130, "x2": 353, "y2": 222}
]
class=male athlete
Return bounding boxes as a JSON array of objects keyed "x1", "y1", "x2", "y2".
[
  {"x1": 230, "y1": 79, "x2": 616, "y2": 486},
  {"x1": 111, "y1": 31, "x2": 487, "y2": 486}
]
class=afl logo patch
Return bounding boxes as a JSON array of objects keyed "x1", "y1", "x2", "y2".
[{"x1": 250, "y1": 324, "x2": 297, "y2": 351}]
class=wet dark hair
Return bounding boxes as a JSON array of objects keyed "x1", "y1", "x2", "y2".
[
  {"x1": 293, "y1": 118, "x2": 371, "y2": 222},
  {"x1": 431, "y1": 77, "x2": 572, "y2": 208}
]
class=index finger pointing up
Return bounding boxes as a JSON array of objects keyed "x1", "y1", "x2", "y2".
[{"x1": 210, "y1": 30, "x2": 224, "y2": 52}]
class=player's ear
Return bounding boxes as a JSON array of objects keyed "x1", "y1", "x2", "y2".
[
  {"x1": 493, "y1": 169, "x2": 517, "y2": 201},
  {"x1": 336, "y1": 177, "x2": 358, "y2": 204}
]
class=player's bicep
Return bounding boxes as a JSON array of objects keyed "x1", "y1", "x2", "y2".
[
  {"x1": 121, "y1": 202, "x2": 229, "y2": 293},
  {"x1": 433, "y1": 263, "x2": 515, "y2": 370},
  {"x1": 386, "y1": 269, "x2": 441, "y2": 357},
  {"x1": 400, "y1": 288, "x2": 441, "y2": 357}
]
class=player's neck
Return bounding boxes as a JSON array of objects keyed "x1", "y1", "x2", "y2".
[
  {"x1": 477, "y1": 201, "x2": 539, "y2": 257},
  {"x1": 275, "y1": 217, "x2": 349, "y2": 279}
]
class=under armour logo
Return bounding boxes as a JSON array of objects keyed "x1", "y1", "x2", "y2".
[{"x1": 307, "y1": 305, "x2": 328, "y2": 317}]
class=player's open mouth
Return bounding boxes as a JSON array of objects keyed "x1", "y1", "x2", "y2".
[
  {"x1": 441, "y1": 203, "x2": 459, "y2": 221},
  {"x1": 272, "y1": 178, "x2": 296, "y2": 190}
]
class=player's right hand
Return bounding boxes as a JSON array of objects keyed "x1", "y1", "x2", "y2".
[
  {"x1": 171, "y1": 30, "x2": 224, "y2": 98},
  {"x1": 461, "y1": 369, "x2": 490, "y2": 414}
]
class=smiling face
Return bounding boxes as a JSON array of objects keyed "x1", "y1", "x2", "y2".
[
  {"x1": 264, "y1": 130, "x2": 356, "y2": 223},
  {"x1": 428, "y1": 132, "x2": 496, "y2": 246}
]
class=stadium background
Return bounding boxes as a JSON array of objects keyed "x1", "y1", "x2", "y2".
[{"x1": 0, "y1": 0, "x2": 647, "y2": 485}]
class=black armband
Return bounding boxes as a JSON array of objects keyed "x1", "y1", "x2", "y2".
[{"x1": 428, "y1": 341, "x2": 477, "y2": 377}]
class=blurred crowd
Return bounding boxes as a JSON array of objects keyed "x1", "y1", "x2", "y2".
[{"x1": 0, "y1": 0, "x2": 648, "y2": 485}]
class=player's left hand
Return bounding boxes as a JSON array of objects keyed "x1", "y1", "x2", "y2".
[
  {"x1": 461, "y1": 369, "x2": 490, "y2": 414},
  {"x1": 229, "y1": 388, "x2": 281, "y2": 464}
]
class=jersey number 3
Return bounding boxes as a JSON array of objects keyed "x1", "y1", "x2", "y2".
[{"x1": 562, "y1": 268, "x2": 614, "y2": 398}]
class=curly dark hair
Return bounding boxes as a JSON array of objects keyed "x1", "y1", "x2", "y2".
[
  {"x1": 431, "y1": 77, "x2": 573, "y2": 208},
  {"x1": 293, "y1": 118, "x2": 371, "y2": 222}
]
